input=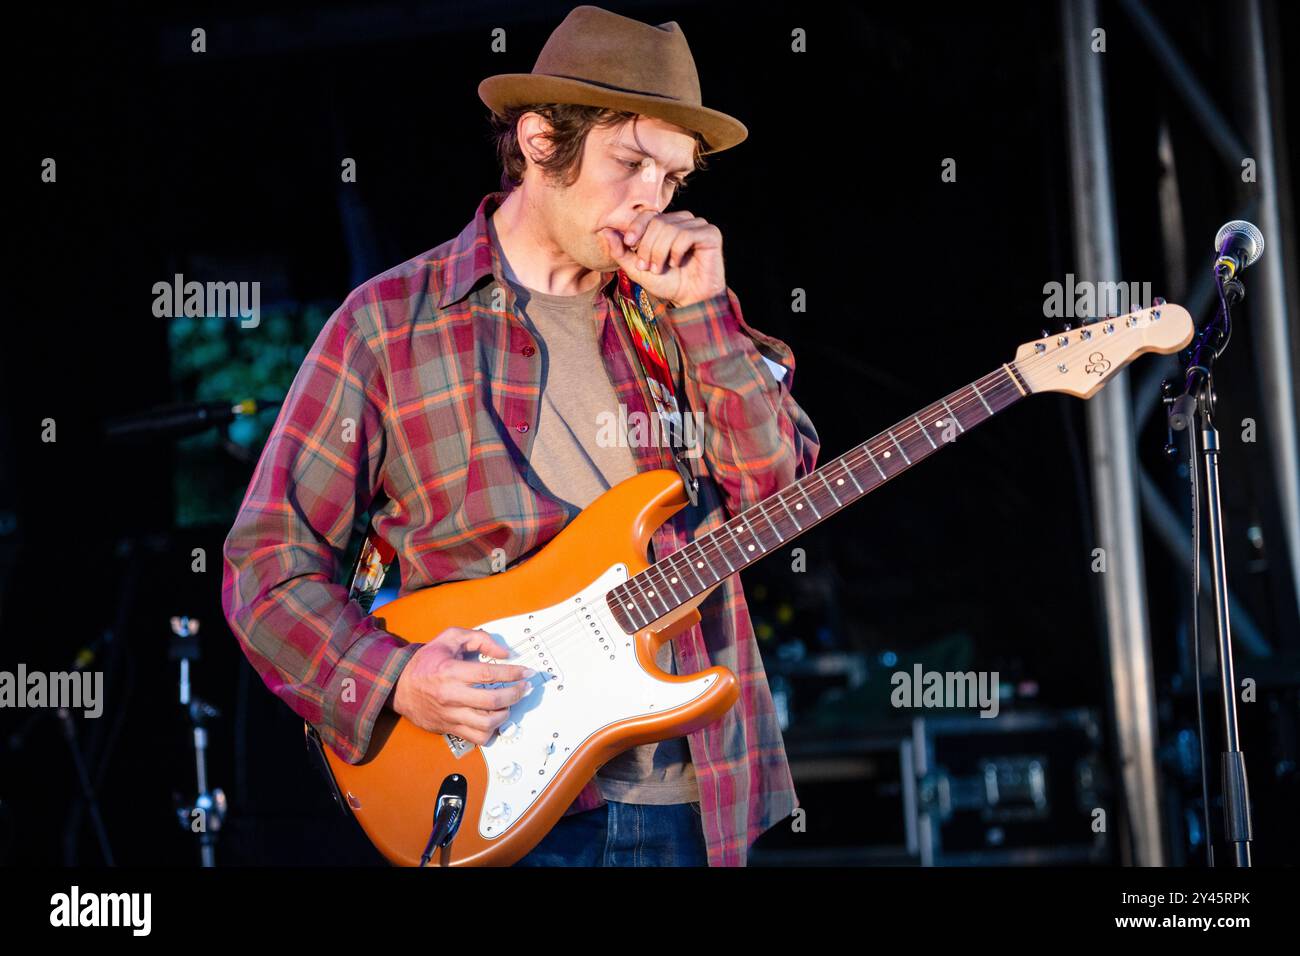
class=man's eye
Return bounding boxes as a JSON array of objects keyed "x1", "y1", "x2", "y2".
[{"x1": 623, "y1": 159, "x2": 686, "y2": 190}]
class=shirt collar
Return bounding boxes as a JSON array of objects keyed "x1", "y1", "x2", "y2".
[{"x1": 434, "y1": 190, "x2": 621, "y2": 310}]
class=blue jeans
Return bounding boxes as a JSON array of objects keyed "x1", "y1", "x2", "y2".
[{"x1": 512, "y1": 800, "x2": 708, "y2": 867}]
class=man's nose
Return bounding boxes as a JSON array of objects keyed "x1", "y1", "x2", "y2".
[{"x1": 630, "y1": 168, "x2": 665, "y2": 215}]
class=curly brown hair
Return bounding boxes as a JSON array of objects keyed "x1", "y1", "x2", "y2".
[{"x1": 487, "y1": 103, "x2": 710, "y2": 193}]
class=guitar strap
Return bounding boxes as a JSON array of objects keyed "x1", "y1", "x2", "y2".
[
  {"x1": 348, "y1": 519, "x2": 395, "y2": 612},
  {"x1": 612, "y1": 268, "x2": 701, "y2": 507}
]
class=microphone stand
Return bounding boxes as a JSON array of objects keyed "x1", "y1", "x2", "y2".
[
  {"x1": 1165, "y1": 269, "x2": 1253, "y2": 867},
  {"x1": 170, "y1": 616, "x2": 227, "y2": 866}
]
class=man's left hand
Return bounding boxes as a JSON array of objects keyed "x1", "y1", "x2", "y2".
[{"x1": 598, "y1": 210, "x2": 725, "y2": 308}]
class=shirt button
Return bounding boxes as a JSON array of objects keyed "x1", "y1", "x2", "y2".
[
  {"x1": 516, "y1": 422, "x2": 529, "y2": 433},
  {"x1": 521, "y1": 344, "x2": 536, "y2": 356}
]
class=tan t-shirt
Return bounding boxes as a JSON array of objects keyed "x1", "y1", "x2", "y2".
[{"x1": 503, "y1": 273, "x2": 699, "y2": 806}]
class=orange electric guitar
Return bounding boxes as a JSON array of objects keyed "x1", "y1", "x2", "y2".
[{"x1": 305, "y1": 302, "x2": 1194, "y2": 866}]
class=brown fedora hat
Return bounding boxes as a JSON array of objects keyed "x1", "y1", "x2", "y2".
[{"x1": 478, "y1": 5, "x2": 748, "y2": 155}]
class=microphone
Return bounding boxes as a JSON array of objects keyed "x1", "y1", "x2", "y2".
[
  {"x1": 1213, "y1": 220, "x2": 1264, "y2": 279},
  {"x1": 1174, "y1": 221, "x2": 1261, "y2": 414},
  {"x1": 103, "y1": 398, "x2": 279, "y2": 442}
]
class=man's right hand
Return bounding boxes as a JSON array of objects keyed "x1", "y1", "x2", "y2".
[{"x1": 391, "y1": 627, "x2": 536, "y2": 745}]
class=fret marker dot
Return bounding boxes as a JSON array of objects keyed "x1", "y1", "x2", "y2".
[
  {"x1": 795, "y1": 503, "x2": 803, "y2": 510},
  {"x1": 883, "y1": 451, "x2": 891, "y2": 458},
  {"x1": 647, "y1": 591, "x2": 655, "y2": 598},
  {"x1": 670, "y1": 576, "x2": 678, "y2": 584},
  {"x1": 696, "y1": 561, "x2": 704, "y2": 568},
  {"x1": 626, "y1": 603, "x2": 634, "y2": 610},
  {"x1": 747, "y1": 544, "x2": 755, "y2": 551},
  {"x1": 836, "y1": 478, "x2": 844, "y2": 485}
]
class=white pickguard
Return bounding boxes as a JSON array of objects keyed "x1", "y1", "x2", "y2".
[{"x1": 458, "y1": 563, "x2": 716, "y2": 840}]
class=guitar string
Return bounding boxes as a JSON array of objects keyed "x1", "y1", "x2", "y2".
[
  {"x1": 462, "y1": 368, "x2": 1013, "y2": 673},
  {"x1": 468, "y1": 317, "x2": 1164, "y2": 670},
  {"x1": 476, "y1": 371, "x2": 1025, "y2": 669},
  {"x1": 487, "y1": 318, "x2": 1153, "y2": 667},
  {"x1": 615, "y1": 316, "x2": 1159, "y2": 618},
  {"x1": 618, "y1": 367, "x2": 1021, "y2": 611},
  {"x1": 473, "y1": 320, "x2": 1165, "y2": 686}
]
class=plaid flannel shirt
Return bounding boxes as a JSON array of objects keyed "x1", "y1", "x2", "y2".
[{"x1": 221, "y1": 190, "x2": 821, "y2": 866}]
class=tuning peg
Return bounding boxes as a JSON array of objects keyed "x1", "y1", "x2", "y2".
[
  {"x1": 1153, "y1": 296, "x2": 1167, "y2": 306},
  {"x1": 1063, "y1": 323, "x2": 1072, "y2": 332},
  {"x1": 1041, "y1": 328, "x2": 1050, "y2": 338}
]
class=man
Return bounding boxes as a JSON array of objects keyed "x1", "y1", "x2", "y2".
[{"x1": 222, "y1": 4, "x2": 820, "y2": 867}]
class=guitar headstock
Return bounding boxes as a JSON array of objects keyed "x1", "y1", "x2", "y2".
[{"x1": 1013, "y1": 303, "x2": 1194, "y2": 398}]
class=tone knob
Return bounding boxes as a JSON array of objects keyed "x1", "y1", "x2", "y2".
[
  {"x1": 486, "y1": 802, "x2": 511, "y2": 819},
  {"x1": 497, "y1": 720, "x2": 520, "y2": 739},
  {"x1": 497, "y1": 761, "x2": 522, "y2": 782}
]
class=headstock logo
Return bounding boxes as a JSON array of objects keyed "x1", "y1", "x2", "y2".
[{"x1": 1085, "y1": 352, "x2": 1112, "y2": 377}]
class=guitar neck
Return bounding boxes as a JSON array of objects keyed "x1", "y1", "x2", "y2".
[{"x1": 607, "y1": 362, "x2": 1031, "y2": 631}]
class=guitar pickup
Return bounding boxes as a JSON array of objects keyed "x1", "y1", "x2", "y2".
[{"x1": 474, "y1": 631, "x2": 564, "y2": 688}]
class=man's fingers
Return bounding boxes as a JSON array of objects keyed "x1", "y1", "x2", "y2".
[
  {"x1": 433, "y1": 626, "x2": 480, "y2": 653},
  {"x1": 624, "y1": 209, "x2": 693, "y2": 246},
  {"x1": 600, "y1": 228, "x2": 635, "y2": 264},
  {"x1": 455, "y1": 629, "x2": 510, "y2": 658},
  {"x1": 457, "y1": 680, "x2": 532, "y2": 711},
  {"x1": 443, "y1": 657, "x2": 535, "y2": 688},
  {"x1": 621, "y1": 208, "x2": 664, "y2": 247},
  {"x1": 445, "y1": 713, "x2": 501, "y2": 746},
  {"x1": 643, "y1": 219, "x2": 685, "y2": 273},
  {"x1": 605, "y1": 212, "x2": 703, "y2": 272},
  {"x1": 447, "y1": 705, "x2": 510, "y2": 732},
  {"x1": 634, "y1": 217, "x2": 712, "y2": 272},
  {"x1": 666, "y1": 226, "x2": 706, "y2": 269},
  {"x1": 670, "y1": 222, "x2": 720, "y2": 268},
  {"x1": 632, "y1": 217, "x2": 664, "y2": 270}
]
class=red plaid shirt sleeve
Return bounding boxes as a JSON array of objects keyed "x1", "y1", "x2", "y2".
[
  {"x1": 221, "y1": 297, "x2": 419, "y2": 765},
  {"x1": 665, "y1": 286, "x2": 820, "y2": 514}
]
